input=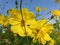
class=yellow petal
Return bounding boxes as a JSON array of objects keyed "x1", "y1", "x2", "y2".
[
  {"x1": 8, "y1": 8, "x2": 22, "y2": 20},
  {"x1": 11, "y1": 24, "x2": 25, "y2": 37},
  {"x1": 44, "y1": 33, "x2": 52, "y2": 41},
  {"x1": 33, "y1": 37, "x2": 37, "y2": 43},
  {"x1": 0, "y1": 15, "x2": 4, "y2": 25},
  {"x1": 22, "y1": 8, "x2": 35, "y2": 21},
  {"x1": 41, "y1": 38, "x2": 46, "y2": 45},
  {"x1": 9, "y1": 18, "x2": 20, "y2": 25},
  {"x1": 24, "y1": 12, "x2": 35, "y2": 21},
  {"x1": 0, "y1": 15, "x2": 9, "y2": 26},
  {"x1": 41, "y1": 24, "x2": 54, "y2": 33},
  {"x1": 26, "y1": 19, "x2": 37, "y2": 29},
  {"x1": 37, "y1": 18, "x2": 47, "y2": 28},
  {"x1": 35, "y1": 6, "x2": 41, "y2": 12},
  {"x1": 26, "y1": 26, "x2": 34, "y2": 37}
]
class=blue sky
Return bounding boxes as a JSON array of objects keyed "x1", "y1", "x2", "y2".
[{"x1": 0, "y1": 0, "x2": 60, "y2": 19}]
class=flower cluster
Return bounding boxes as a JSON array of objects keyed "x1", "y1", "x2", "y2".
[{"x1": 0, "y1": 8, "x2": 55, "y2": 45}]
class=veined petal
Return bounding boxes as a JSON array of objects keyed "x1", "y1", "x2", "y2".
[
  {"x1": 9, "y1": 18, "x2": 20, "y2": 25},
  {"x1": 0, "y1": 15, "x2": 4, "y2": 25},
  {"x1": 26, "y1": 19, "x2": 37, "y2": 29},
  {"x1": 22, "y1": 8, "x2": 35, "y2": 21},
  {"x1": 44, "y1": 33, "x2": 52, "y2": 41},
  {"x1": 41, "y1": 38, "x2": 46, "y2": 45},
  {"x1": 0, "y1": 15, "x2": 9, "y2": 26},
  {"x1": 41, "y1": 24, "x2": 54, "y2": 33},
  {"x1": 26, "y1": 26, "x2": 34, "y2": 37},
  {"x1": 23, "y1": 12, "x2": 35, "y2": 21},
  {"x1": 11, "y1": 24, "x2": 25, "y2": 37},
  {"x1": 37, "y1": 18, "x2": 47, "y2": 28},
  {"x1": 7, "y1": 8, "x2": 22, "y2": 20}
]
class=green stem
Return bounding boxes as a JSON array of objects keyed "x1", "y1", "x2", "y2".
[{"x1": 20, "y1": 0, "x2": 30, "y2": 45}]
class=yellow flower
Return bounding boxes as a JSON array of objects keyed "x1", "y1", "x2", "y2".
[
  {"x1": 8, "y1": 8, "x2": 37, "y2": 37},
  {"x1": 43, "y1": 7, "x2": 47, "y2": 11},
  {"x1": 35, "y1": 6, "x2": 41, "y2": 12},
  {"x1": 50, "y1": 10, "x2": 60, "y2": 16},
  {"x1": 32, "y1": 18, "x2": 54, "y2": 45},
  {"x1": 0, "y1": 15, "x2": 9, "y2": 27}
]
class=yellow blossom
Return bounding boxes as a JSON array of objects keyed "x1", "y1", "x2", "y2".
[
  {"x1": 0, "y1": 15, "x2": 9, "y2": 27},
  {"x1": 32, "y1": 18, "x2": 54, "y2": 45},
  {"x1": 35, "y1": 6, "x2": 41, "y2": 12},
  {"x1": 50, "y1": 9, "x2": 60, "y2": 16},
  {"x1": 43, "y1": 7, "x2": 47, "y2": 11},
  {"x1": 8, "y1": 8, "x2": 37, "y2": 37},
  {"x1": 0, "y1": 8, "x2": 54, "y2": 45}
]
